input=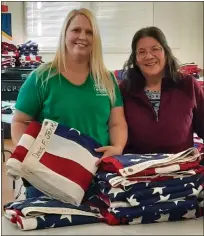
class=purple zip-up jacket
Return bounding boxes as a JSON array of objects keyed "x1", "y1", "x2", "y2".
[{"x1": 119, "y1": 74, "x2": 204, "y2": 154}]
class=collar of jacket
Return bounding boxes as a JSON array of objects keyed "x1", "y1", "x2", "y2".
[{"x1": 128, "y1": 74, "x2": 178, "y2": 99}]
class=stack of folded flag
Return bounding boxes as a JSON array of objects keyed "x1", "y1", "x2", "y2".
[
  {"x1": 17, "y1": 40, "x2": 39, "y2": 56},
  {"x1": 17, "y1": 41, "x2": 43, "y2": 68},
  {"x1": 1, "y1": 41, "x2": 44, "y2": 69},
  {"x1": 19, "y1": 55, "x2": 43, "y2": 69},
  {"x1": 1, "y1": 42, "x2": 19, "y2": 69},
  {"x1": 91, "y1": 147, "x2": 204, "y2": 225},
  {"x1": 4, "y1": 118, "x2": 204, "y2": 230}
]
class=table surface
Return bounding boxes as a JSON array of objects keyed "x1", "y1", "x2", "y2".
[{"x1": 1, "y1": 217, "x2": 203, "y2": 235}]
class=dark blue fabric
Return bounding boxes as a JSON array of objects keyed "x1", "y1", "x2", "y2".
[{"x1": 25, "y1": 186, "x2": 45, "y2": 199}]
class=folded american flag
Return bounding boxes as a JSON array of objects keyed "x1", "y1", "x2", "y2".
[
  {"x1": 6, "y1": 119, "x2": 102, "y2": 205},
  {"x1": 91, "y1": 138, "x2": 204, "y2": 225},
  {"x1": 126, "y1": 184, "x2": 203, "y2": 206},
  {"x1": 100, "y1": 197, "x2": 202, "y2": 225},
  {"x1": 4, "y1": 196, "x2": 103, "y2": 230},
  {"x1": 94, "y1": 173, "x2": 204, "y2": 204},
  {"x1": 95, "y1": 166, "x2": 204, "y2": 188},
  {"x1": 99, "y1": 148, "x2": 202, "y2": 178},
  {"x1": 19, "y1": 55, "x2": 42, "y2": 62},
  {"x1": 90, "y1": 180, "x2": 204, "y2": 225}
]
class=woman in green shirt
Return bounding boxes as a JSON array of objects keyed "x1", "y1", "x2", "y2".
[{"x1": 11, "y1": 8, "x2": 127, "y2": 198}]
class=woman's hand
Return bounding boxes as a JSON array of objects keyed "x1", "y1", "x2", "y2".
[{"x1": 95, "y1": 145, "x2": 123, "y2": 166}]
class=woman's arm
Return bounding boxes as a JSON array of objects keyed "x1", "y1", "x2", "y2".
[
  {"x1": 192, "y1": 79, "x2": 204, "y2": 140},
  {"x1": 11, "y1": 70, "x2": 44, "y2": 146},
  {"x1": 11, "y1": 110, "x2": 34, "y2": 146},
  {"x1": 108, "y1": 106, "x2": 128, "y2": 152},
  {"x1": 95, "y1": 106, "x2": 128, "y2": 164}
]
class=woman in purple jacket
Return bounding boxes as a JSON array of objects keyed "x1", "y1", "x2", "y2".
[{"x1": 120, "y1": 26, "x2": 204, "y2": 154}]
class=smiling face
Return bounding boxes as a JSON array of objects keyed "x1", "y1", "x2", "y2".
[
  {"x1": 136, "y1": 37, "x2": 166, "y2": 79},
  {"x1": 65, "y1": 14, "x2": 93, "y2": 61}
]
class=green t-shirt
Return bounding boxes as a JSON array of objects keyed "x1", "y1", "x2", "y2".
[{"x1": 15, "y1": 69, "x2": 123, "y2": 146}]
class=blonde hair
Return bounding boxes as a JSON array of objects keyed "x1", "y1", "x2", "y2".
[{"x1": 36, "y1": 8, "x2": 116, "y2": 105}]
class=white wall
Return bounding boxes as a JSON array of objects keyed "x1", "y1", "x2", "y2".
[
  {"x1": 3, "y1": 1, "x2": 203, "y2": 70},
  {"x1": 154, "y1": 2, "x2": 203, "y2": 69}
]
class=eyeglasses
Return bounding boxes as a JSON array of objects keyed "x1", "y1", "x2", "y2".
[{"x1": 136, "y1": 46, "x2": 163, "y2": 59}]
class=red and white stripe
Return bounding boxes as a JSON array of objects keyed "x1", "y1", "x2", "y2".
[{"x1": 7, "y1": 119, "x2": 99, "y2": 206}]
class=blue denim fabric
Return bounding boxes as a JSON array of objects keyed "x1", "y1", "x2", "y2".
[{"x1": 25, "y1": 186, "x2": 45, "y2": 199}]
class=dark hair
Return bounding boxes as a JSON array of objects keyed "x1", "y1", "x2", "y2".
[{"x1": 123, "y1": 26, "x2": 181, "y2": 91}]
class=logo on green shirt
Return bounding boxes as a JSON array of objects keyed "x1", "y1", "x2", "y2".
[{"x1": 94, "y1": 84, "x2": 107, "y2": 96}]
